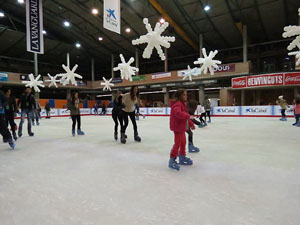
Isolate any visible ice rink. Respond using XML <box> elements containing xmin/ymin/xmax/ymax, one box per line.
<box><xmin>0</xmin><ymin>115</ymin><xmax>300</xmax><ymax>225</ymax></box>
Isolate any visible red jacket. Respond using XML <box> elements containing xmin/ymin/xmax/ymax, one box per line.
<box><xmin>170</xmin><ymin>100</ymin><xmax>193</xmax><ymax>132</ymax></box>
<box><xmin>294</xmin><ymin>104</ymin><xmax>300</xmax><ymax>114</ymax></box>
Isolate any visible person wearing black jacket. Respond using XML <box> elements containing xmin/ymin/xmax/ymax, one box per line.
<box><xmin>4</xmin><ymin>88</ymin><xmax>18</xmax><ymax>141</ymax></box>
<box><xmin>18</xmin><ymin>87</ymin><xmax>35</xmax><ymax>137</ymax></box>
<box><xmin>112</xmin><ymin>91</ymin><xmax>123</xmax><ymax>141</ymax></box>
<box><xmin>45</xmin><ymin>101</ymin><xmax>51</xmax><ymax>119</ymax></box>
<box><xmin>0</xmin><ymin>90</ymin><xmax>15</xmax><ymax>149</ymax></box>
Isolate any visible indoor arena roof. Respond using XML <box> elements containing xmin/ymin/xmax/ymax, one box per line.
<box><xmin>0</xmin><ymin>0</ymin><xmax>299</xmax><ymax>78</ymax></box>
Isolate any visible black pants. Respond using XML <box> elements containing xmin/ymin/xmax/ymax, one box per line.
<box><xmin>0</xmin><ymin>114</ymin><xmax>12</xmax><ymax>140</ymax></box>
<box><xmin>206</xmin><ymin>110</ymin><xmax>211</xmax><ymax>121</ymax></box>
<box><xmin>5</xmin><ymin>112</ymin><xmax>16</xmax><ymax>132</ymax></box>
<box><xmin>71</xmin><ymin>115</ymin><xmax>81</xmax><ymax>130</ymax></box>
<box><xmin>46</xmin><ymin>110</ymin><xmax>50</xmax><ymax>118</ymax></box>
<box><xmin>186</xmin><ymin>129</ymin><xmax>193</xmax><ymax>144</ymax></box>
<box><xmin>121</xmin><ymin>111</ymin><xmax>138</xmax><ymax>134</ymax></box>
<box><xmin>112</xmin><ymin>112</ymin><xmax>123</xmax><ymax>133</ymax></box>
<box><xmin>281</xmin><ymin>109</ymin><xmax>286</xmax><ymax>118</ymax></box>
<box><xmin>200</xmin><ymin>113</ymin><xmax>206</xmax><ymax>123</ymax></box>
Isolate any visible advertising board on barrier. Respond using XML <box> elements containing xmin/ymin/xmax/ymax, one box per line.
<box><xmin>152</xmin><ymin>72</ymin><xmax>171</xmax><ymax>80</ymax></box>
<box><xmin>148</xmin><ymin>107</ymin><xmax>166</xmax><ymax>115</ymax></box>
<box><xmin>213</xmin><ymin>106</ymin><xmax>240</xmax><ymax>116</ymax></box>
<box><xmin>241</xmin><ymin>106</ymin><xmax>272</xmax><ymax>116</ymax></box>
<box><xmin>139</xmin><ymin>108</ymin><xmax>147</xmax><ymax>115</ymax></box>
<box><xmin>80</xmin><ymin>108</ymin><xmax>91</xmax><ymax>115</ymax></box>
<box><xmin>273</xmin><ymin>105</ymin><xmax>294</xmax><ymax>116</ymax></box>
<box><xmin>58</xmin><ymin>109</ymin><xmax>70</xmax><ymax>116</ymax></box>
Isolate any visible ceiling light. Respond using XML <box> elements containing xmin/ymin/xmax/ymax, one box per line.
<box><xmin>159</xmin><ymin>18</ymin><xmax>165</xmax><ymax>24</ymax></box>
<box><xmin>125</xmin><ymin>28</ymin><xmax>131</xmax><ymax>33</ymax></box>
<box><xmin>91</xmin><ymin>8</ymin><xmax>98</xmax><ymax>15</ymax></box>
<box><xmin>42</xmin><ymin>30</ymin><xmax>46</xmax><ymax>34</ymax></box>
<box><xmin>75</xmin><ymin>43</ymin><xmax>81</xmax><ymax>48</ymax></box>
<box><xmin>0</xmin><ymin>12</ymin><xmax>5</xmax><ymax>17</ymax></box>
<box><xmin>17</xmin><ymin>0</ymin><xmax>24</xmax><ymax>3</ymax></box>
<box><xmin>204</xmin><ymin>5</ymin><xmax>210</xmax><ymax>11</ymax></box>
<box><xmin>98</xmin><ymin>37</ymin><xmax>103</xmax><ymax>41</ymax></box>
<box><xmin>63</xmin><ymin>21</ymin><xmax>70</xmax><ymax>27</ymax></box>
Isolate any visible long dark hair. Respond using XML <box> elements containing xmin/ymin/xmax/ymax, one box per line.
<box><xmin>71</xmin><ymin>92</ymin><xmax>78</xmax><ymax>104</ymax></box>
<box><xmin>130</xmin><ymin>86</ymin><xmax>139</xmax><ymax>101</ymax></box>
<box><xmin>174</xmin><ymin>89</ymin><xmax>186</xmax><ymax>102</ymax></box>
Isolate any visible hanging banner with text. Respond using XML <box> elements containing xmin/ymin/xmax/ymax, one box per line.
<box><xmin>103</xmin><ymin>0</ymin><xmax>121</xmax><ymax>34</ymax></box>
<box><xmin>26</xmin><ymin>0</ymin><xmax>44</xmax><ymax>54</ymax></box>
<box><xmin>232</xmin><ymin>72</ymin><xmax>300</xmax><ymax>88</ymax></box>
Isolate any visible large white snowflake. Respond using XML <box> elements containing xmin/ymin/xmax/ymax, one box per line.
<box><xmin>100</xmin><ymin>77</ymin><xmax>114</xmax><ymax>91</ymax></box>
<box><xmin>132</xmin><ymin>18</ymin><xmax>175</xmax><ymax>61</ymax></box>
<box><xmin>45</xmin><ymin>73</ymin><xmax>60</xmax><ymax>88</ymax></box>
<box><xmin>22</xmin><ymin>73</ymin><xmax>45</xmax><ymax>93</ymax></box>
<box><xmin>193</xmin><ymin>48</ymin><xmax>221</xmax><ymax>76</ymax></box>
<box><xmin>113</xmin><ymin>54</ymin><xmax>139</xmax><ymax>81</ymax></box>
<box><xmin>282</xmin><ymin>8</ymin><xmax>300</xmax><ymax>65</ymax></box>
<box><xmin>182</xmin><ymin>65</ymin><xmax>200</xmax><ymax>81</ymax></box>
<box><xmin>56</xmin><ymin>64</ymin><xmax>83</xmax><ymax>86</ymax></box>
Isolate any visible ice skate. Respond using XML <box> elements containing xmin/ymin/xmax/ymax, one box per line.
<box><xmin>72</xmin><ymin>129</ymin><xmax>75</xmax><ymax>136</ymax></box>
<box><xmin>121</xmin><ymin>133</ymin><xmax>126</xmax><ymax>144</ymax></box>
<box><xmin>188</xmin><ymin>143</ymin><xmax>200</xmax><ymax>153</ymax></box>
<box><xmin>134</xmin><ymin>132</ymin><xmax>141</xmax><ymax>142</ymax></box>
<box><xmin>168</xmin><ymin>158</ymin><xmax>180</xmax><ymax>171</ymax></box>
<box><xmin>114</xmin><ymin>132</ymin><xmax>118</xmax><ymax>141</ymax></box>
<box><xmin>77</xmin><ymin>129</ymin><xmax>85</xmax><ymax>135</ymax></box>
<box><xmin>8</xmin><ymin>139</ymin><xmax>15</xmax><ymax>150</ymax></box>
<box><xmin>179</xmin><ymin>155</ymin><xmax>193</xmax><ymax>165</ymax></box>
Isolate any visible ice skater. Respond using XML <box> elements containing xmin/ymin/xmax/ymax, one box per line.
<box><xmin>4</xmin><ymin>88</ymin><xmax>18</xmax><ymax>141</ymax></box>
<box><xmin>18</xmin><ymin>87</ymin><xmax>35</xmax><ymax>137</ymax></box>
<box><xmin>168</xmin><ymin>89</ymin><xmax>194</xmax><ymax>171</ymax></box>
<box><xmin>45</xmin><ymin>101</ymin><xmax>51</xmax><ymax>119</ymax></box>
<box><xmin>119</xmin><ymin>86</ymin><xmax>141</xmax><ymax>144</ymax></box>
<box><xmin>276</xmin><ymin>95</ymin><xmax>288</xmax><ymax>121</ymax></box>
<box><xmin>112</xmin><ymin>91</ymin><xmax>124</xmax><ymax>141</ymax></box>
<box><xmin>186</xmin><ymin>100</ymin><xmax>201</xmax><ymax>153</ymax></box>
<box><xmin>292</xmin><ymin>99</ymin><xmax>300</xmax><ymax>126</ymax></box>
<box><xmin>196</xmin><ymin>102</ymin><xmax>207</xmax><ymax>127</ymax></box>
<box><xmin>204</xmin><ymin>96</ymin><xmax>211</xmax><ymax>123</ymax></box>
<box><xmin>67</xmin><ymin>92</ymin><xmax>85</xmax><ymax>136</ymax></box>
<box><xmin>32</xmin><ymin>97</ymin><xmax>41</xmax><ymax>126</ymax></box>
<box><xmin>0</xmin><ymin>90</ymin><xmax>15</xmax><ymax>149</ymax></box>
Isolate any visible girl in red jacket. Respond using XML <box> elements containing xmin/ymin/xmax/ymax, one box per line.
<box><xmin>169</xmin><ymin>89</ymin><xmax>194</xmax><ymax>171</ymax></box>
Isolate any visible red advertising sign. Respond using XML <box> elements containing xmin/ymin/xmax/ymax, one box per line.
<box><xmin>285</xmin><ymin>72</ymin><xmax>300</xmax><ymax>85</ymax></box>
<box><xmin>247</xmin><ymin>73</ymin><xmax>284</xmax><ymax>87</ymax></box>
<box><xmin>232</xmin><ymin>77</ymin><xmax>247</xmax><ymax>88</ymax></box>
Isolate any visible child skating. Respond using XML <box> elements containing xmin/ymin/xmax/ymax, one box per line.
<box><xmin>67</xmin><ymin>92</ymin><xmax>85</xmax><ymax>136</ymax></box>
<box><xmin>186</xmin><ymin>100</ymin><xmax>201</xmax><ymax>153</ymax></box>
<box><xmin>169</xmin><ymin>89</ymin><xmax>194</xmax><ymax>171</ymax></box>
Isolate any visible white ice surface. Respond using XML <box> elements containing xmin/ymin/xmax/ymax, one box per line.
<box><xmin>0</xmin><ymin>116</ymin><xmax>300</xmax><ymax>225</ymax></box>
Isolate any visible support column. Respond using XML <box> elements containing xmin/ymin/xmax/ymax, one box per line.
<box><xmin>66</xmin><ymin>52</ymin><xmax>70</xmax><ymax>67</ymax></box>
<box><xmin>255</xmin><ymin>90</ymin><xmax>261</xmax><ymax>105</ymax></box>
<box><xmin>294</xmin><ymin>87</ymin><xmax>300</xmax><ymax>98</ymax></box>
<box><xmin>91</xmin><ymin>58</ymin><xmax>95</xmax><ymax>82</ymax></box>
<box><xmin>34</xmin><ymin>53</ymin><xmax>39</xmax><ymax>98</ymax></box>
<box><xmin>67</xmin><ymin>89</ymin><xmax>71</xmax><ymax>100</ymax></box>
<box><xmin>241</xmin><ymin>90</ymin><xmax>245</xmax><ymax>106</ymax></box>
<box><xmin>135</xmin><ymin>48</ymin><xmax>139</xmax><ymax>75</ymax></box>
<box><xmin>111</xmin><ymin>54</ymin><xmax>115</xmax><ymax>78</ymax></box>
<box><xmin>163</xmin><ymin>87</ymin><xmax>169</xmax><ymax>106</ymax></box>
<box><xmin>164</xmin><ymin>47</ymin><xmax>168</xmax><ymax>72</ymax></box>
<box><xmin>199</xmin><ymin>34</ymin><xmax>203</xmax><ymax>57</ymax></box>
<box><xmin>243</xmin><ymin>25</ymin><xmax>248</xmax><ymax>62</ymax></box>
<box><xmin>199</xmin><ymin>85</ymin><xmax>205</xmax><ymax>105</ymax></box>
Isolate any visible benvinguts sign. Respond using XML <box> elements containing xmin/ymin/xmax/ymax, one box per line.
<box><xmin>232</xmin><ymin>72</ymin><xmax>300</xmax><ymax>88</ymax></box>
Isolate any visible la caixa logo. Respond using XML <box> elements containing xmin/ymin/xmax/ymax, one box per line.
<box><xmin>245</xmin><ymin>108</ymin><xmax>268</xmax><ymax>113</ymax></box>
<box><xmin>217</xmin><ymin>108</ymin><xmax>236</xmax><ymax>113</ymax></box>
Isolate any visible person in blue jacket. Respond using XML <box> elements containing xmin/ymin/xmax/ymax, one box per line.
<box><xmin>0</xmin><ymin>90</ymin><xmax>15</xmax><ymax>149</ymax></box>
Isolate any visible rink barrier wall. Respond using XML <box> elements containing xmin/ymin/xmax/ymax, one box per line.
<box><xmin>14</xmin><ymin>105</ymin><xmax>295</xmax><ymax>119</ymax></box>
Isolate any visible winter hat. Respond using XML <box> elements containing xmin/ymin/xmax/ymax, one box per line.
<box><xmin>278</xmin><ymin>95</ymin><xmax>283</xmax><ymax>99</ymax></box>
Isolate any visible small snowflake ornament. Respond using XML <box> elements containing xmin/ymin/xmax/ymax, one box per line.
<box><xmin>113</xmin><ymin>54</ymin><xmax>139</xmax><ymax>81</ymax></box>
<box><xmin>45</xmin><ymin>73</ymin><xmax>60</xmax><ymax>88</ymax></box>
<box><xmin>132</xmin><ymin>18</ymin><xmax>175</xmax><ymax>61</ymax></box>
<box><xmin>194</xmin><ymin>48</ymin><xmax>221</xmax><ymax>75</ymax></box>
<box><xmin>56</xmin><ymin>64</ymin><xmax>83</xmax><ymax>86</ymax></box>
<box><xmin>182</xmin><ymin>65</ymin><xmax>200</xmax><ymax>81</ymax></box>
<box><xmin>22</xmin><ymin>73</ymin><xmax>45</xmax><ymax>93</ymax></box>
<box><xmin>100</xmin><ymin>77</ymin><xmax>114</xmax><ymax>91</ymax></box>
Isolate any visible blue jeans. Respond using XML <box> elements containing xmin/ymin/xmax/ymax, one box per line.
<box><xmin>19</xmin><ymin>109</ymin><xmax>33</xmax><ymax>135</ymax></box>
<box><xmin>281</xmin><ymin>109</ymin><xmax>286</xmax><ymax>118</ymax></box>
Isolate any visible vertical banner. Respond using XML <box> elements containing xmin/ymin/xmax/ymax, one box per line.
<box><xmin>26</xmin><ymin>0</ymin><xmax>44</xmax><ymax>54</ymax></box>
<box><xmin>103</xmin><ymin>0</ymin><xmax>121</xmax><ymax>34</ymax></box>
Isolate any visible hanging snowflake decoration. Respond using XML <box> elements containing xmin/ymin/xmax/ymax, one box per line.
<box><xmin>45</xmin><ymin>73</ymin><xmax>60</xmax><ymax>88</ymax></box>
<box><xmin>100</xmin><ymin>77</ymin><xmax>114</xmax><ymax>91</ymax></box>
<box><xmin>193</xmin><ymin>48</ymin><xmax>221</xmax><ymax>76</ymax></box>
<box><xmin>182</xmin><ymin>65</ymin><xmax>200</xmax><ymax>81</ymax></box>
<box><xmin>282</xmin><ymin>8</ymin><xmax>300</xmax><ymax>66</ymax></box>
<box><xmin>56</xmin><ymin>64</ymin><xmax>83</xmax><ymax>86</ymax></box>
<box><xmin>22</xmin><ymin>73</ymin><xmax>45</xmax><ymax>93</ymax></box>
<box><xmin>132</xmin><ymin>18</ymin><xmax>175</xmax><ymax>61</ymax></box>
<box><xmin>113</xmin><ymin>54</ymin><xmax>139</xmax><ymax>81</ymax></box>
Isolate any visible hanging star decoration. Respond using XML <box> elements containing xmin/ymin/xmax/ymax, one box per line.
<box><xmin>182</xmin><ymin>65</ymin><xmax>200</xmax><ymax>81</ymax></box>
<box><xmin>22</xmin><ymin>73</ymin><xmax>45</xmax><ymax>93</ymax></box>
<box><xmin>45</xmin><ymin>73</ymin><xmax>60</xmax><ymax>88</ymax></box>
<box><xmin>282</xmin><ymin>8</ymin><xmax>300</xmax><ymax>66</ymax></box>
<box><xmin>193</xmin><ymin>48</ymin><xmax>222</xmax><ymax>76</ymax></box>
<box><xmin>132</xmin><ymin>18</ymin><xmax>175</xmax><ymax>61</ymax></box>
<box><xmin>100</xmin><ymin>77</ymin><xmax>114</xmax><ymax>91</ymax></box>
<box><xmin>56</xmin><ymin>64</ymin><xmax>83</xmax><ymax>86</ymax></box>
<box><xmin>113</xmin><ymin>54</ymin><xmax>139</xmax><ymax>81</ymax></box>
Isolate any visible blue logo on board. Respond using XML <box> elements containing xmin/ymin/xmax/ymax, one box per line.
<box><xmin>107</xmin><ymin>9</ymin><xmax>116</xmax><ymax>20</ymax></box>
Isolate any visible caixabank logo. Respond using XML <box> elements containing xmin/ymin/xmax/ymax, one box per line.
<box><xmin>217</xmin><ymin>108</ymin><xmax>237</xmax><ymax>113</ymax></box>
<box><xmin>150</xmin><ymin>108</ymin><xmax>165</xmax><ymax>114</ymax></box>
<box><xmin>105</xmin><ymin>8</ymin><xmax>118</xmax><ymax>28</ymax></box>
<box><xmin>245</xmin><ymin>108</ymin><xmax>268</xmax><ymax>113</ymax></box>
